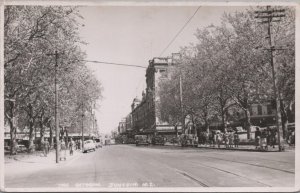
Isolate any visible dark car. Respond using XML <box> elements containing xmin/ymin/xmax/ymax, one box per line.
<box><xmin>152</xmin><ymin>136</ymin><xmax>165</xmax><ymax>145</ymax></box>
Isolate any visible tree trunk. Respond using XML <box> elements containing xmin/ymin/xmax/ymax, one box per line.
<box><xmin>280</xmin><ymin>100</ymin><xmax>288</xmax><ymax>139</ymax></box>
<box><xmin>244</xmin><ymin>109</ymin><xmax>251</xmax><ymax>139</ymax></box>
<box><xmin>49</xmin><ymin>125</ymin><xmax>53</xmax><ymax>148</ymax></box>
<box><xmin>6</xmin><ymin>101</ymin><xmax>17</xmax><ymax>155</ymax></box>
<box><xmin>8</xmin><ymin>118</ymin><xmax>17</xmax><ymax>155</ymax></box>
<box><xmin>39</xmin><ymin>121</ymin><xmax>45</xmax><ymax>148</ymax></box>
<box><xmin>65</xmin><ymin>128</ymin><xmax>69</xmax><ymax>149</ymax></box>
<box><xmin>28</xmin><ymin>120</ymin><xmax>35</xmax><ymax>153</ymax></box>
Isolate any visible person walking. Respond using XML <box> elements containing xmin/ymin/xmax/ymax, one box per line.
<box><xmin>255</xmin><ymin>127</ymin><xmax>261</xmax><ymax>149</ymax></box>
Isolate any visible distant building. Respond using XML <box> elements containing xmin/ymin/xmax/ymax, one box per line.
<box><xmin>125</xmin><ymin>113</ymin><xmax>132</xmax><ymax>132</ymax></box>
<box><xmin>118</xmin><ymin>118</ymin><xmax>126</xmax><ymax>134</ymax></box>
<box><xmin>239</xmin><ymin>101</ymin><xmax>276</xmax><ymax>127</ymax></box>
<box><xmin>130</xmin><ymin>54</ymin><xmax>182</xmax><ymax>140</ymax></box>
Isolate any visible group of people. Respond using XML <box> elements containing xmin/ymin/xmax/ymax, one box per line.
<box><xmin>254</xmin><ymin>126</ymin><xmax>277</xmax><ymax>150</ymax></box>
<box><xmin>199</xmin><ymin>129</ymin><xmax>240</xmax><ymax>148</ymax></box>
<box><xmin>41</xmin><ymin>138</ymin><xmax>86</xmax><ymax>159</ymax></box>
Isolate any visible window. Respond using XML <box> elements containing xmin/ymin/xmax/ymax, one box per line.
<box><xmin>257</xmin><ymin>105</ymin><xmax>262</xmax><ymax>115</ymax></box>
<box><xmin>267</xmin><ymin>104</ymin><xmax>273</xmax><ymax>115</ymax></box>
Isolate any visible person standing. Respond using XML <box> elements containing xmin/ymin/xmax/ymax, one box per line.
<box><xmin>224</xmin><ymin>131</ymin><xmax>229</xmax><ymax>149</ymax></box>
<box><xmin>261</xmin><ymin>129</ymin><xmax>268</xmax><ymax>150</ymax></box>
<box><xmin>270</xmin><ymin>128</ymin><xmax>276</xmax><ymax>148</ymax></box>
<box><xmin>69</xmin><ymin>139</ymin><xmax>74</xmax><ymax>156</ymax></box>
<box><xmin>216</xmin><ymin>131</ymin><xmax>222</xmax><ymax>148</ymax></box>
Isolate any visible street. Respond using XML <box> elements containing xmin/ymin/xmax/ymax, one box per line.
<box><xmin>5</xmin><ymin>145</ymin><xmax>295</xmax><ymax>188</ymax></box>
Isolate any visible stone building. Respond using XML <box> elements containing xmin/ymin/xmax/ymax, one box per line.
<box><xmin>130</xmin><ymin>55</ymin><xmax>181</xmax><ymax>140</ymax></box>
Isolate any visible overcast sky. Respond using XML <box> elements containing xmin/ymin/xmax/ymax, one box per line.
<box><xmin>78</xmin><ymin>6</ymin><xmax>247</xmax><ymax>135</ymax></box>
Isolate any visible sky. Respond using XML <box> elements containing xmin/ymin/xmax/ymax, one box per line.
<box><xmin>78</xmin><ymin>6</ymin><xmax>247</xmax><ymax>135</ymax></box>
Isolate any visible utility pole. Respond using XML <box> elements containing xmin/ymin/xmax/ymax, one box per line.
<box><xmin>55</xmin><ymin>51</ymin><xmax>60</xmax><ymax>163</ymax></box>
<box><xmin>81</xmin><ymin>101</ymin><xmax>84</xmax><ymax>150</ymax></box>
<box><xmin>47</xmin><ymin>51</ymin><xmax>60</xmax><ymax>163</ymax></box>
<box><xmin>179</xmin><ymin>75</ymin><xmax>184</xmax><ymax>135</ymax></box>
<box><xmin>255</xmin><ymin>6</ymin><xmax>286</xmax><ymax>151</ymax></box>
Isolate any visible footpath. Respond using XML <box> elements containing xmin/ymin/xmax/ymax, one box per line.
<box><xmin>163</xmin><ymin>142</ymin><xmax>295</xmax><ymax>152</ymax></box>
<box><xmin>5</xmin><ymin>149</ymin><xmax>83</xmax><ymax>178</ymax></box>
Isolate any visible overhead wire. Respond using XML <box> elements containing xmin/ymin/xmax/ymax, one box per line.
<box><xmin>81</xmin><ymin>59</ymin><xmax>147</xmax><ymax>69</ymax></box>
<box><xmin>81</xmin><ymin>6</ymin><xmax>200</xmax><ymax>110</ymax></box>
<box><xmin>159</xmin><ymin>6</ymin><xmax>201</xmax><ymax>57</ymax></box>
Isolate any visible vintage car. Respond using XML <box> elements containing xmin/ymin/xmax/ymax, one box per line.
<box><xmin>151</xmin><ymin>136</ymin><xmax>165</xmax><ymax>145</ymax></box>
<box><xmin>83</xmin><ymin>140</ymin><xmax>96</xmax><ymax>153</ymax></box>
<box><xmin>179</xmin><ymin>134</ymin><xmax>198</xmax><ymax>147</ymax></box>
<box><xmin>135</xmin><ymin>135</ymin><xmax>149</xmax><ymax>146</ymax></box>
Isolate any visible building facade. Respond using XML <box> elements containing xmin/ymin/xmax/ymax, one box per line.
<box><xmin>118</xmin><ymin>118</ymin><xmax>126</xmax><ymax>134</ymax></box>
<box><xmin>130</xmin><ymin>55</ymin><xmax>181</xmax><ymax>140</ymax></box>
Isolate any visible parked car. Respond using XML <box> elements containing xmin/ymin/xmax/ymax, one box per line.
<box><xmin>180</xmin><ymin>134</ymin><xmax>198</xmax><ymax>147</ymax></box>
<box><xmin>135</xmin><ymin>135</ymin><xmax>149</xmax><ymax>146</ymax></box>
<box><xmin>152</xmin><ymin>136</ymin><xmax>165</xmax><ymax>145</ymax></box>
<box><xmin>16</xmin><ymin>144</ymin><xmax>27</xmax><ymax>153</ymax></box>
<box><xmin>83</xmin><ymin>140</ymin><xmax>96</xmax><ymax>153</ymax></box>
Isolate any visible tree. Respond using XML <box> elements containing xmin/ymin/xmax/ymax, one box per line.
<box><xmin>4</xmin><ymin>6</ymin><xmax>102</xmax><ymax>154</ymax></box>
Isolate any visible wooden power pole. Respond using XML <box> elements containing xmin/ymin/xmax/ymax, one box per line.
<box><xmin>255</xmin><ymin>6</ymin><xmax>286</xmax><ymax>151</ymax></box>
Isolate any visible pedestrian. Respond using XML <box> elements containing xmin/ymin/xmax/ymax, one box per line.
<box><xmin>60</xmin><ymin>140</ymin><xmax>66</xmax><ymax>161</ymax></box>
<box><xmin>69</xmin><ymin>139</ymin><xmax>74</xmax><ymax>156</ymax></box>
<box><xmin>216</xmin><ymin>131</ymin><xmax>222</xmax><ymax>148</ymax></box>
<box><xmin>261</xmin><ymin>129</ymin><xmax>268</xmax><ymax>150</ymax></box>
<box><xmin>266</xmin><ymin>126</ymin><xmax>271</xmax><ymax>147</ymax></box>
<box><xmin>224</xmin><ymin>130</ymin><xmax>229</xmax><ymax>149</ymax></box>
<box><xmin>213</xmin><ymin>131</ymin><xmax>217</xmax><ymax>147</ymax></box>
<box><xmin>45</xmin><ymin>138</ymin><xmax>50</xmax><ymax>156</ymax></box>
<box><xmin>234</xmin><ymin>131</ymin><xmax>239</xmax><ymax>148</ymax></box>
<box><xmin>205</xmin><ymin>131</ymin><xmax>209</xmax><ymax>146</ymax></box>
<box><xmin>270</xmin><ymin>128</ymin><xmax>276</xmax><ymax>148</ymax></box>
<box><xmin>79</xmin><ymin>139</ymin><xmax>82</xmax><ymax>150</ymax></box>
<box><xmin>255</xmin><ymin>127</ymin><xmax>261</xmax><ymax>149</ymax></box>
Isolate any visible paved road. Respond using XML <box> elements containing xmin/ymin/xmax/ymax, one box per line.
<box><xmin>5</xmin><ymin>145</ymin><xmax>295</xmax><ymax>188</ymax></box>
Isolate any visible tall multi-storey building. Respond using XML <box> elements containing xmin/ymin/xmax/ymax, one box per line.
<box><xmin>130</xmin><ymin>55</ymin><xmax>182</xmax><ymax>140</ymax></box>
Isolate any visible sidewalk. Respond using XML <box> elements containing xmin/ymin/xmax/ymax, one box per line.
<box><xmin>163</xmin><ymin>142</ymin><xmax>295</xmax><ymax>152</ymax></box>
<box><xmin>5</xmin><ymin>149</ymin><xmax>83</xmax><ymax>178</ymax></box>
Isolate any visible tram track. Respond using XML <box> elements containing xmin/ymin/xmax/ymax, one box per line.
<box><xmin>194</xmin><ymin>155</ymin><xmax>294</xmax><ymax>174</ymax></box>
<box><xmin>189</xmin><ymin>161</ymin><xmax>272</xmax><ymax>187</ymax></box>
